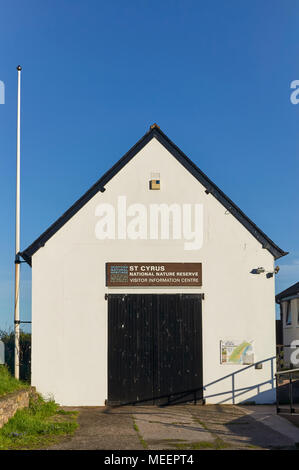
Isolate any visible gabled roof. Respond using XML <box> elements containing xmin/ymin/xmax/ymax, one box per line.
<box><xmin>20</xmin><ymin>125</ymin><xmax>288</xmax><ymax>266</ymax></box>
<box><xmin>276</xmin><ymin>282</ymin><xmax>299</xmax><ymax>303</ymax></box>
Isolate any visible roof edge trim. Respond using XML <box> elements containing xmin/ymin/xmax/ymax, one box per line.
<box><xmin>20</xmin><ymin>126</ymin><xmax>288</xmax><ymax>265</ymax></box>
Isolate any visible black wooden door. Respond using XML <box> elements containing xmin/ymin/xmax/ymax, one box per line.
<box><xmin>108</xmin><ymin>294</ymin><xmax>203</xmax><ymax>405</ymax></box>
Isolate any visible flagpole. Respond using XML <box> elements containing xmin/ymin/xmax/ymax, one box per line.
<box><xmin>14</xmin><ymin>65</ymin><xmax>22</xmax><ymax>379</ymax></box>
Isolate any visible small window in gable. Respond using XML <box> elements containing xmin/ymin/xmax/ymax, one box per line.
<box><xmin>286</xmin><ymin>301</ymin><xmax>292</xmax><ymax>326</ymax></box>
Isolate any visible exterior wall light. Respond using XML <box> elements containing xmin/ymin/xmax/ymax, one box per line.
<box><xmin>251</xmin><ymin>266</ymin><xmax>280</xmax><ymax>277</ymax></box>
<box><xmin>266</xmin><ymin>266</ymin><xmax>280</xmax><ymax>279</ymax></box>
<box><xmin>256</xmin><ymin>267</ymin><xmax>265</xmax><ymax>274</ymax></box>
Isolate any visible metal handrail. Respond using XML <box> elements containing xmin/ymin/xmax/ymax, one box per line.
<box><xmin>276</xmin><ymin>368</ymin><xmax>299</xmax><ymax>376</ymax></box>
<box><xmin>276</xmin><ymin>368</ymin><xmax>299</xmax><ymax>414</ymax></box>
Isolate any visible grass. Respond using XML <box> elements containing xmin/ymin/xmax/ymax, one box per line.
<box><xmin>132</xmin><ymin>418</ymin><xmax>148</xmax><ymax>449</ymax></box>
<box><xmin>0</xmin><ymin>365</ymin><xmax>29</xmax><ymax>396</ymax></box>
<box><xmin>0</xmin><ymin>395</ymin><xmax>78</xmax><ymax>450</ymax></box>
<box><xmin>173</xmin><ymin>438</ymin><xmax>231</xmax><ymax>450</ymax></box>
<box><xmin>189</xmin><ymin>415</ymin><xmax>232</xmax><ymax>449</ymax></box>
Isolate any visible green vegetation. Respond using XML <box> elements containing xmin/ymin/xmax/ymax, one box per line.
<box><xmin>173</xmin><ymin>438</ymin><xmax>231</xmax><ymax>450</ymax></box>
<box><xmin>0</xmin><ymin>329</ymin><xmax>31</xmax><ymax>382</ymax></box>
<box><xmin>0</xmin><ymin>395</ymin><xmax>78</xmax><ymax>450</ymax></box>
<box><xmin>132</xmin><ymin>418</ymin><xmax>148</xmax><ymax>449</ymax></box>
<box><xmin>0</xmin><ymin>365</ymin><xmax>29</xmax><ymax>396</ymax></box>
<box><xmin>190</xmin><ymin>415</ymin><xmax>232</xmax><ymax>449</ymax></box>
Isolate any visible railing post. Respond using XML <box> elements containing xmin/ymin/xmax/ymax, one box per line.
<box><xmin>276</xmin><ymin>374</ymin><xmax>280</xmax><ymax>414</ymax></box>
<box><xmin>289</xmin><ymin>373</ymin><xmax>295</xmax><ymax>414</ymax></box>
<box><xmin>276</xmin><ymin>368</ymin><xmax>299</xmax><ymax>415</ymax></box>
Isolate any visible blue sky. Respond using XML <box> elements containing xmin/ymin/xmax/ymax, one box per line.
<box><xmin>0</xmin><ymin>0</ymin><xmax>298</xmax><ymax>330</ymax></box>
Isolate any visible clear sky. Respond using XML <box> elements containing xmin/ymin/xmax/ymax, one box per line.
<box><xmin>0</xmin><ymin>0</ymin><xmax>298</xmax><ymax>330</ymax></box>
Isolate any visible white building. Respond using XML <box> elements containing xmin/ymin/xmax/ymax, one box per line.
<box><xmin>20</xmin><ymin>125</ymin><xmax>287</xmax><ymax>406</ymax></box>
<box><xmin>276</xmin><ymin>282</ymin><xmax>299</xmax><ymax>367</ymax></box>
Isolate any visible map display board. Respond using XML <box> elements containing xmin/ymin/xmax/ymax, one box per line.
<box><xmin>220</xmin><ymin>340</ymin><xmax>254</xmax><ymax>365</ymax></box>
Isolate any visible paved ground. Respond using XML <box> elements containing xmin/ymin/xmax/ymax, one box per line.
<box><xmin>46</xmin><ymin>404</ymin><xmax>299</xmax><ymax>450</ymax></box>
<box><xmin>46</xmin><ymin>406</ymin><xmax>143</xmax><ymax>450</ymax></box>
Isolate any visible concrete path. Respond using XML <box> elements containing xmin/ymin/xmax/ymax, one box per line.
<box><xmin>46</xmin><ymin>406</ymin><xmax>143</xmax><ymax>450</ymax></box>
<box><xmin>132</xmin><ymin>406</ymin><xmax>214</xmax><ymax>450</ymax></box>
<box><xmin>240</xmin><ymin>405</ymin><xmax>299</xmax><ymax>445</ymax></box>
<box><xmin>45</xmin><ymin>404</ymin><xmax>299</xmax><ymax>450</ymax></box>
<box><xmin>189</xmin><ymin>404</ymin><xmax>299</xmax><ymax>450</ymax></box>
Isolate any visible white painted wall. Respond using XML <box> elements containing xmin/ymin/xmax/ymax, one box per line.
<box><xmin>281</xmin><ymin>298</ymin><xmax>299</xmax><ymax>366</ymax></box>
<box><xmin>31</xmin><ymin>137</ymin><xmax>277</xmax><ymax>405</ymax></box>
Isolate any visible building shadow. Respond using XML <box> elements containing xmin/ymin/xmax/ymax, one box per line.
<box><xmin>202</xmin><ymin>356</ymin><xmax>276</xmax><ymax>405</ymax></box>
<box><xmin>107</xmin><ymin>356</ymin><xmax>280</xmax><ymax>407</ymax></box>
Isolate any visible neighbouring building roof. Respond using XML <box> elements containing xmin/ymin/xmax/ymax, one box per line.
<box><xmin>276</xmin><ymin>282</ymin><xmax>299</xmax><ymax>303</ymax></box>
<box><xmin>20</xmin><ymin>125</ymin><xmax>288</xmax><ymax>266</ymax></box>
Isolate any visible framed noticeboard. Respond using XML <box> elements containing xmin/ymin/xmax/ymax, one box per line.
<box><xmin>106</xmin><ymin>262</ymin><xmax>202</xmax><ymax>287</ymax></box>
<box><xmin>220</xmin><ymin>340</ymin><xmax>254</xmax><ymax>365</ymax></box>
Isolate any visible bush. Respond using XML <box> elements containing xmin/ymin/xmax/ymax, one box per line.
<box><xmin>0</xmin><ymin>330</ymin><xmax>31</xmax><ymax>383</ymax></box>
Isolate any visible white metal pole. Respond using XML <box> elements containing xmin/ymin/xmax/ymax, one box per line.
<box><xmin>14</xmin><ymin>65</ymin><xmax>22</xmax><ymax>379</ymax></box>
